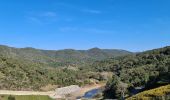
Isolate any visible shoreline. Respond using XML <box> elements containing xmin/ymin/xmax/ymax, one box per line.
<box><xmin>70</xmin><ymin>83</ymin><xmax>106</xmax><ymax>99</ymax></box>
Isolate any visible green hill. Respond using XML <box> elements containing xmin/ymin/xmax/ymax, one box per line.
<box><xmin>91</xmin><ymin>46</ymin><xmax>170</xmax><ymax>99</ymax></box>
<box><xmin>0</xmin><ymin>45</ymin><xmax>131</xmax><ymax>91</ymax></box>
<box><xmin>1</xmin><ymin>44</ymin><xmax>170</xmax><ymax>99</ymax></box>
<box><xmin>0</xmin><ymin>45</ymin><xmax>132</xmax><ymax>67</ymax></box>
<box><xmin>127</xmin><ymin>84</ymin><xmax>170</xmax><ymax>100</ymax></box>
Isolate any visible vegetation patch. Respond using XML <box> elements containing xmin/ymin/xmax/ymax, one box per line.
<box><xmin>96</xmin><ymin>46</ymin><xmax>170</xmax><ymax>99</ymax></box>
<box><xmin>0</xmin><ymin>95</ymin><xmax>53</xmax><ymax>100</ymax></box>
<box><xmin>127</xmin><ymin>84</ymin><xmax>170</xmax><ymax>100</ymax></box>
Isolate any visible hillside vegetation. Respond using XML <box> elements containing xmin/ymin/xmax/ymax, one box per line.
<box><xmin>127</xmin><ymin>84</ymin><xmax>170</xmax><ymax>100</ymax></box>
<box><xmin>0</xmin><ymin>95</ymin><xmax>53</xmax><ymax>100</ymax></box>
<box><xmin>90</xmin><ymin>46</ymin><xmax>170</xmax><ymax>99</ymax></box>
<box><xmin>0</xmin><ymin>45</ymin><xmax>131</xmax><ymax>91</ymax></box>
<box><xmin>0</xmin><ymin>45</ymin><xmax>132</xmax><ymax>67</ymax></box>
<box><xmin>0</xmin><ymin>55</ymin><xmax>104</xmax><ymax>90</ymax></box>
<box><xmin>0</xmin><ymin>44</ymin><xmax>170</xmax><ymax>100</ymax></box>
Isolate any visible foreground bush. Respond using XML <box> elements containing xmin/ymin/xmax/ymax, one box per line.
<box><xmin>127</xmin><ymin>84</ymin><xmax>170</xmax><ymax>100</ymax></box>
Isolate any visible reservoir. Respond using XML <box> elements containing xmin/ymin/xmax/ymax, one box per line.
<box><xmin>82</xmin><ymin>88</ymin><xmax>101</xmax><ymax>99</ymax></box>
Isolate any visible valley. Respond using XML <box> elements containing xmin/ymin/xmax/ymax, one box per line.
<box><xmin>0</xmin><ymin>0</ymin><xmax>170</xmax><ymax>99</ymax></box>
<box><xmin>0</xmin><ymin>45</ymin><xmax>169</xmax><ymax>99</ymax></box>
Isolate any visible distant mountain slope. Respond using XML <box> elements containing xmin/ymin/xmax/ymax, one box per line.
<box><xmin>0</xmin><ymin>45</ymin><xmax>132</xmax><ymax>67</ymax></box>
<box><xmin>0</xmin><ymin>45</ymin><xmax>132</xmax><ymax>91</ymax></box>
<box><xmin>0</xmin><ymin>44</ymin><xmax>169</xmax><ymax>93</ymax></box>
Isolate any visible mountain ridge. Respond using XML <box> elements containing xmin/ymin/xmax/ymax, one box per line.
<box><xmin>0</xmin><ymin>44</ymin><xmax>132</xmax><ymax>67</ymax></box>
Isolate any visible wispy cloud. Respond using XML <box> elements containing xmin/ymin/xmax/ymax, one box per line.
<box><xmin>26</xmin><ymin>11</ymin><xmax>58</xmax><ymax>24</ymax></box>
<box><xmin>27</xmin><ymin>17</ymin><xmax>42</xmax><ymax>24</ymax></box>
<box><xmin>59</xmin><ymin>27</ymin><xmax>78</xmax><ymax>32</ymax></box>
<box><xmin>40</xmin><ymin>12</ymin><xmax>57</xmax><ymax>17</ymax></box>
<box><xmin>57</xmin><ymin>2</ymin><xmax>76</xmax><ymax>9</ymax></box>
<box><xmin>59</xmin><ymin>27</ymin><xmax>115</xmax><ymax>34</ymax></box>
<box><xmin>57</xmin><ymin>2</ymin><xmax>102</xmax><ymax>14</ymax></box>
<box><xmin>85</xmin><ymin>28</ymin><xmax>114</xmax><ymax>34</ymax></box>
<box><xmin>82</xmin><ymin>9</ymin><xmax>102</xmax><ymax>14</ymax></box>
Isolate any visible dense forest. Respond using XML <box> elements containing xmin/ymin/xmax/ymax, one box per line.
<box><xmin>90</xmin><ymin>46</ymin><xmax>170</xmax><ymax>99</ymax></box>
<box><xmin>0</xmin><ymin>45</ymin><xmax>131</xmax><ymax>67</ymax></box>
<box><xmin>0</xmin><ymin>45</ymin><xmax>131</xmax><ymax>91</ymax></box>
<box><xmin>0</xmin><ymin>55</ymin><xmax>107</xmax><ymax>91</ymax></box>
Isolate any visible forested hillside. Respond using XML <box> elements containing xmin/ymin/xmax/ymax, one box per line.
<box><xmin>90</xmin><ymin>46</ymin><xmax>170</xmax><ymax>99</ymax></box>
<box><xmin>0</xmin><ymin>55</ymin><xmax>106</xmax><ymax>90</ymax></box>
<box><xmin>0</xmin><ymin>45</ymin><xmax>131</xmax><ymax>91</ymax></box>
<box><xmin>0</xmin><ymin>44</ymin><xmax>170</xmax><ymax>99</ymax></box>
<box><xmin>0</xmin><ymin>45</ymin><xmax>132</xmax><ymax>67</ymax></box>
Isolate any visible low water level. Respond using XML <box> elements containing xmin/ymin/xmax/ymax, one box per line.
<box><xmin>82</xmin><ymin>88</ymin><xmax>101</xmax><ymax>98</ymax></box>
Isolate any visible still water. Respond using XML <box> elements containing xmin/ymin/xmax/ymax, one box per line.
<box><xmin>82</xmin><ymin>88</ymin><xmax>101</xmax><ymax>98</ymax></box>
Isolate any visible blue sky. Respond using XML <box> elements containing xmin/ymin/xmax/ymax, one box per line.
<box><xmin>0</xmin><ymin>0</ymin><xmax>170</xmax><ymax>51</ymax></box>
